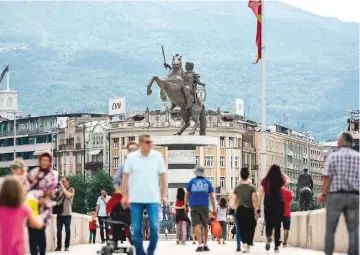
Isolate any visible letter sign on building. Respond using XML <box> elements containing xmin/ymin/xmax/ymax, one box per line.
<box><xmin>109</xmin><ymin>97</ymin><xmax>126</xmax><ymax>115</ymax></box>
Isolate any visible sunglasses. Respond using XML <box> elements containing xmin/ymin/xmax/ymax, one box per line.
<box><xmin>144</xmin><ymin>140</ymin><xmax>153</xmax><ymax>144</ymax></box>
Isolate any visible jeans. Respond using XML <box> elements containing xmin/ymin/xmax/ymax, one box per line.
<box><xmin>325</xmin><ymin>193</ymin><xmax>359</xmax><ymax>255</ymax></box>
<box><xmin>57</xmin><ymin>215</ymin><xmax>71</xmax><ymax>249</ymax></box>
<box><xmin>235</xmin><ymin>218</ymin><xmax>241</xmax><ymax>248</ymax></box>
<box><xmin>98</xmin><ymin>216</ymin><xmax>109</xmax><ymax>242</ymax></box>
<box><xmin>28</xmin><ymin>227</ymin><xmax>46</xmax><ymax>255</ymax></box>
<box><xmin>89</xmin><ymin>230</ymin><xmax>96</xmax><ymax>243</ymax></box>
<box><xmin>130</xmin><ymin>203</ymin><xmax>159</xmax><ymax>255</ymax></box>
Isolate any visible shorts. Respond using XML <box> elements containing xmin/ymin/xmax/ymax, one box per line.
<box><xmin>283</xmin><ymin>216</ymin><xmax>291</xmax><ymax>230</ymax></box>
<box><xmin>191</xmin><ymin>206</ymin><xmax>209</xmax><ymax>227</ymax></box>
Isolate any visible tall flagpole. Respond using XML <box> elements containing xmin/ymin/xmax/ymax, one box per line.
<box><xmin>260</xmin><ymin>0</ymin><xmax>267</xmax><ymax>180</ymax></box>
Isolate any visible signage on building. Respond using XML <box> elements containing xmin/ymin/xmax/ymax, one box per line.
<box><xmin>168</xmin><ymin>150</ymin><xmax>196</xmax><ymax>164</ymax></box>
<box><xmin>109</xmin><ymin>97</ymin><xmax>126</xmax><ymax>115</ymax></box>
<box><xmin>235</xmin><ymin>98</ymin><xmax>244</xmax><ymax>116</ymax></box>
<box><xmin>161</xmin><ymin>85</ymin><xmax>207</xmax><ymax>104</ymax></box>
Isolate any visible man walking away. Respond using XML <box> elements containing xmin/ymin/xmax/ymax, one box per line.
<box><xmin>113</xmin><ymin>142</ymin><xmax>138</xmax><ymax>193</ymax></box>
<box><xmin>55</xmin><ymin>176</ymin><xmax>75</xmax><ymax>251</ymax></box>
<box><xmin>184</xmin><ymin>166</ymin><xmax>216</xmax><ymax>252</ymax></box>
<box><xmin>318</xmin><ymin>132</ymin><xmax>359</xmax><ymax>255</ymax></box>
<box><xmin>96</xmin><ymin>189</ymin><xmax>111</xmax><ymax>244</ymax></box>
<box><xmin>121</xmin><ymin>134</ymin><xmax>167</xmax><ymax>255</ymax></box>
<box><xmin>282</xmin><ymin>184</ymin><xmax>292</xmax><ymax>247</ymax></box>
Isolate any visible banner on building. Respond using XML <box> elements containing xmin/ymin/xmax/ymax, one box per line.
<box><xmin>235</xmin><ymin>98</ymin><xmax>244</xmax><ymax>116</ymax></box>
<box><xmin>109</xmin><ymin>97</ymin><xmax>126</xmax><ymax>115</ymax></box>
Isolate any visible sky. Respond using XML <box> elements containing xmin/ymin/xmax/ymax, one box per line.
<box><xmin>280</xmin><ymin>0</ymin><xmax>360</xmax><ymax>23</ymax></box>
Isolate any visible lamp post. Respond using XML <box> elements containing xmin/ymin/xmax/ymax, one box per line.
<box><xmin>7</xmin><ymin>111</ymin><xmax>21</xmax><ymax>160</ymax></box>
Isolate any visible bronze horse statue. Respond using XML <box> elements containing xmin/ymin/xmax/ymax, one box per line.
<box><xmin>146</xmin><ymin>54</ymin><xmax>206</xmax><ymax>135</ymax></box>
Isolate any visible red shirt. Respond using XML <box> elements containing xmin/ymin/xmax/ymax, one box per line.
<box><xmin>175</xmin><ymin>200</ymin><xmax>184</xmax><ymax>208</ymax></box>
<box><xmin>89</xmin><ymin>220</ymin><xmax>97</xmax><ymax>231</ymax></box>
<box><xmin>282</xmin><ymin>189</ymin><xmax>292</xmax><ymax>216</ymax></box>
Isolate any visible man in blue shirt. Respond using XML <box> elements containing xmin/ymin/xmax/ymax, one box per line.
<box><xmin>113</xmin><ymin>141</ymin><xmax>138</xmax><ymax>193</ymax></box>
<box><xmin>121</xmin><ymin>134</ymin><xmax>167</xmax><ymax>255</ymax></box>
<box><xmin>185</xmin><ymin>166</ymin><xmax>216</xmax><ymax>252</ymax></box>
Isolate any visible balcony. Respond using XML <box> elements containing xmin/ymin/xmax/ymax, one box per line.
<box><xmin>286</xmin><ymin>149</ymin><xmax>293</xmax><ymax>156</ymax></box>
<box><xmin>84</xmin><ymin>162</ymin><xmax>103</xmax><ymax>171</ymax></box>
<box><xmin>286</xmin><ymin>162</ymin><xmax>294</xmax><ymax>169</ymax></box>
<box><xmin>75</xmin><ymin>143</ymin><xmax>82</xmax><ymax>150</ymax></box>
<box><xmin>58</xmin><ymin>144</ymin><xmax>74</xmax><ymax>151</ymax></box>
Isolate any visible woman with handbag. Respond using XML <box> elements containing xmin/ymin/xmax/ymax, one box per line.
<box><xmin>54</xmin><ymin>176</ymin><xmax>75</xmax><ymax>252</ymax></box>
<box><xmin>27</xmin><ymin>151</ymin><xmax>58</xmax><ymax>255</ymax></box>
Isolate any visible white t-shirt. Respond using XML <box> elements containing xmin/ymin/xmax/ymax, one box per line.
<box><xmin>216</xmin><ymin>206</ymin><xmax>227</xmax><ymax>222</ymax></box>
<box><xmin>96</xmin><ymin>195</ymin><xmax>111</xmax><ymax>217</ymax></box>
<box><xmin>124</xmin><ymin>150</ymin><xmax>166</xmax><ymax>203</ymax></box>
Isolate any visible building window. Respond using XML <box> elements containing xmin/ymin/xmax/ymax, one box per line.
<box><xmin>129</xmin><ymin>136</ymin><xmax>135</xmax><ymax>142</ymax></box>
<box><xmin>76</xmin><ymin>153</ymin><xmax>82</xmax><ymax>164</ymax></box>
<box><xmin>195</xmin><ymin>156</ymin><xmax>199</xmax><ymax>166</ymax></box>
<box><xmin>113</xmin><ymin>138</ymin><xmax>119</xmax><ymax>148</ymax></box>
<box><xmin>113</xmin><ymin>158</ymin><xmax>119</xmax><ymax>168</ymax></box>
<box><xmin>220</xmin><ymin>157</ymin><xmax>225</xmax><ymax>168</ymax></box>
<box><xmin>220</xmin><ymin>137</ymin><xmax>225</xmax><ymax>147</ymax></box>
<box><xmin>229</xmin><ymin>137</ymin><xmax>234</xmax><ymax>147</ymax></box>
<box><xmin>205</xmin><ymin>156</ymin><xmax>214</xmax><ymax>168</ymax></box>
<box><xmin>235</xmin><ymin>177</ymin><xmax>239</xmax><ymax>186</ymax></box>
<box><xmin>220</xmin><ymin>177</ymin><xmax>225</xmax><ymax>188</ymax></box>
<box><xmin>231</xmin><ymin>177</ymin><xmax>234</xmax><ymax>189</ymax></box>
<box><xmin>235</xmin><ymin>156</ymin><xmax>239</xmax><ymax>168</ymax></box>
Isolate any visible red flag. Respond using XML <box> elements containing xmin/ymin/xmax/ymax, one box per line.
<box><xmin>0</xmin><ymin>64</ymin><xmax>9</xmax><ymax>83</ymax></box>
<box><xmin>248</xmin><ymin>0</ymin><xmax>262</xmax><ymax>64</ymax></box>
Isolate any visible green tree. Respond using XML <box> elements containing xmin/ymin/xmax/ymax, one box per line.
<box><xmin>0</xmin><ymin>167</ymin><xmax>11</xmax><ymax>177</ymax></box>
<box><xmin>291</xmin><ymin>201</ymin><xmax>300</xmax><ymax>212</ymax></box>
<box><xmin>68</xmin><ymin>174</ymin><xmax>88</xmax><ymax>214</ymax></box>
<box><xmin>87</xmin><ymin>170</ymin><xmax>114</xmax><ymax>212</ymax></box>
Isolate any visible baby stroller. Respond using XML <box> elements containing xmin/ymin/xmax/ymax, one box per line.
<box><xmin>97</xmin><ymin>193</ymin><xmax>135</xmax><ymax>255</ymax></box>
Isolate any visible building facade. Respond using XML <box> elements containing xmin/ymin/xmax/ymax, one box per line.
<box><xmin>56</xmin><ymin>116</ymin><xmax>109</xmax><ymax>176</ymax></box>
<box><xmin>256</xmin><ymin>124</ymin><xmax>324</xmax><ymax>195</ymax></box>
<box><xmin>108</xmin><ymin>108</ymin><xmax>258</xmax><ymax>196</ymax></box>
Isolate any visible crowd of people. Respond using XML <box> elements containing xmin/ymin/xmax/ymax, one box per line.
<box><xmin>0</xmin><ymin>131</ymin><xmax>358</xmax><ymax>255</ymax></box>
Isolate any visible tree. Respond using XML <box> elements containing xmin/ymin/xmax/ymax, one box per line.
<box><xmin>68</xmin><ymin>174</ymin><xmax>88</xmax><ymax>214</ymax></box>
<box><xmin>0</xmin><ymin>168</ymin><xmax>11</xmax><ymax>177</ymax></box>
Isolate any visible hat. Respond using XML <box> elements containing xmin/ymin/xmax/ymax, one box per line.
<box><xmin>193</xmin><ymin>166</ymin><xmax>205</xmax><ymax>177</ymax></box>
<box><xmin>10</xmin><ymin>161</ymin><xmax>23</xmax><ymax>168</ymax></box>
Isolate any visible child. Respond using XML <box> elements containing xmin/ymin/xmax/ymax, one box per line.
<box><xmin>216</xmin><ymin>198</ymin><xmax>228</xmax><ymax>244</ymax></box>
<box><xmin>10</xmin><ymin>158</ymin><xmax>29</xmax><ymax>190</ymax></box>
<box><xmin>282</xmin><ymin>184</ymin><xmax>293</xmax><ymax>247</ymax></box>
<box><xmin>89</xmin><ymin>211</ymin><xmax>97</xmax><ymax>244</ymax></box>
<box><xmin>0</xmin><ymin>176</ymin><xmax>44</xmax><ymax>255</ymax></box>
<box><xmin>174</xmin><ymin>188</ymin><xmax>188</xmax><ymax>244</ymax></box>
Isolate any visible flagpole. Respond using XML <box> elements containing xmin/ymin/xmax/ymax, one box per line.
<box><xmin>260</xmin><ymin>0</ymin><xmax>267</xmax><ymax>180</ymax></box>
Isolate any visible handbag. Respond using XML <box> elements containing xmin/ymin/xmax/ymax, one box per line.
<box><xmin>53</xmin><ymin>193</ymin><xmax>65</xmax><ymax>215</ymax></box>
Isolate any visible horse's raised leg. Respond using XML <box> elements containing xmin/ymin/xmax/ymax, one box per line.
<box><xmin>147</xmin><ymin>76</ymin><xmax>164</xmax><ymax>95</ymax></box>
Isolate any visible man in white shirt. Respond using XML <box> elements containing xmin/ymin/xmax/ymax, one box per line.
<box><xmin>96</xmin><ymin>188</ymin><xmax>111</xmax><ymax>243</ymax></box>
<box><xmin>121</xmin><ymin>134</ymin><xmax>167</xmax><ymax>255</ymax></box>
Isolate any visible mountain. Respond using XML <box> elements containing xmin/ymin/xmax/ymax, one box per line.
<box><xmin>0</xmin><ymin>1</ymin><xmax>358</xmax><ymax>140</ymax></box>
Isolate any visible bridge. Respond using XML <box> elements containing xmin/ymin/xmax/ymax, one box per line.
<box><xmin>32</xmin><ymin>209</ymin><xmax>348</xmax><ymax>254</ymax></box>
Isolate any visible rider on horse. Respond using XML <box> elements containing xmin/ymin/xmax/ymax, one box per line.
<box><xmin>296</xmin><ymin>168</ymin><xmax>314</xmax><ymax>200</ymax></box>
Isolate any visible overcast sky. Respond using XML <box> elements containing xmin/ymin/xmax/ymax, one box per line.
<box><xmin>280</xmin><ymin>0</ymin><xmax>360</xmax><ymax>22</ymax></box>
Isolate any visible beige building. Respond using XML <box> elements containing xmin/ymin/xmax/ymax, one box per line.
<box><xmin>256</xmin><ymin>124</ymin><xmax>324</xmax><ymax>195</ymax></box>
<box><xmin>108</xmin><ymin>108</ymin><xmax>257</xmax><ymax>194</ymax></box>
<box><xmin>57</xmin><ymin>115</ymin><xmax>109</xmax><ymax>176</ymax></box>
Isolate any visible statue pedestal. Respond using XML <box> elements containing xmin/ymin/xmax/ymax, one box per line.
<box><xmin>153</xmin><ymin>136</ymin><xmax>218</xmax><ymax>203</ymax></box>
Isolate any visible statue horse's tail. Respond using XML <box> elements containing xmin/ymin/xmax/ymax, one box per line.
<box><xmin>199</xmin><ymin>105</ymin><xmax>206</xmax><ymax>135</ymax></box>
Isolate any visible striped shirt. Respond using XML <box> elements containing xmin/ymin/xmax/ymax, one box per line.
<box><xmin>323</xmin><ymin>147</ymin><xmax>359</xmax><ymax>193</ymax></box>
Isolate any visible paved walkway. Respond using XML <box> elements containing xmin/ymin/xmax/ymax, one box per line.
<box><xmin>47</xmin><ymin>241</ymin><xmax>343</xmax><ymax>255</ymax></box>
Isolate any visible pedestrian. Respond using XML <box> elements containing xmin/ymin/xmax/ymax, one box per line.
<box><xmin>318</xmin><ymin>132</ymin><xmax>359</xmax><ymax>255</ymax></box>
<box><xmin>113</xmin><ymin>141</ymin><xmax>139</xmax><ymax>193</ymax></box>
<box><xmin>121</xmin><ymin>134</ymin><xmax>167</xmax><ymax>255</ymax></box>
<box><xmin>10</xmin><ymin>158</ymin><xmax>29</xmax><ymax>189</ymax></box>
<box><xmin>229</xmin><ymin>192</ymin><xmax>242</xmax><ymax>251</ymax></box>
<box><xmin>233</xmin><ymin>167</ymin><xmax>258</xmax><ymax>253</ymax></box>
<box><xmin>282</xmin><ymin>183</ymin><xmax>292</xmax><ymax>248</ymax></box>
<box><xmin>0</xmin><ymin>177</ymin><xmax>44</xmax><ymax>255</ymax></box>
<box><xmin>184</xmin><ymin>166</ymin><xmax>217</xmax><ymax>252</ymax></box>
<box><xmin>96</xmin><ymin>188</ymin><xmax>111</xmax><ymax>244</ymax></box>
<box><xmin>143</xmin><ymin>211</ymin><xmax>149</xmax><ymax>240</ymax></box>
<box><xmin>27</xmin><ymin>151</ymin><xmax>58</xmax><ymax>255</ymax></box>
<box><xmin>174</xmin><ymin>188</ymin><xmax>188</xmax><ymax>244</ymax></box>
<box><xmin>256</xmin><ymin>165</ymin><xmax>286</xmax><ymax>253</ymax></box>
<box><xmin>88</xmin><ymin>211</ymin><xmax>97</xmax><ymax>244</ymax></box>
<box><xmin>216</xmin><ymin>197</ymin><xmax>228</xmax><ymax>244</ymax></box>
<box><xmin>55</xmin><ymin>176</ymin><xmax>75</xmax><ymax>251</ymax></box>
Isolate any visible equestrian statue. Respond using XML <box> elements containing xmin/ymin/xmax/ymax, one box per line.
<box><xmin>295</xmin><ymin>168</ymin><xmax>314</xmax><ymax>211</ymax></box>
<box><xmin>146</xmin><ymin>46</ymin><xmax>207</xmax><ymax>135</ymax></box>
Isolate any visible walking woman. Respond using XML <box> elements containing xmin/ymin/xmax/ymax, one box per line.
<box><xmin>216</xmin><ymin>198</ymin><xmax>228</xmax><ymax>244</ymax></box>
<box><xmin>174</xmin><ymin>188</ymin><xmax>188</xmax><ymax>244</ymax></box>
<box><xmin>256</xmin><ymin>165</ymin><xmax>286</xmax><ymax>253</ymax></box>
<box><xmin>234</xmin><ymin>167</ymin><xmax>258</xmax><ymax>253</ymax></box>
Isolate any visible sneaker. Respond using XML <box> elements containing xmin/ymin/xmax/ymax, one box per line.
<box><xmin>236</xmin><ymin>247</ymin><xmax>241</xmax><ymax>252</ymax></box>
<box><xmin>176</xmin><ymin>240</ymin><xmax>180</xmax><ymax>245</ymax></box>
<box><xmin>54</xmin><ymin>247</ymin><xmax>61</xmax><ymax>251</ymax></box>
<box><xmin>203</xmin><ymin>245</ymin><xmax>210</xmax><ymax>252</ymax></box>
<box><xmin>274</xmin><ymin>247</ymin><xmax>280</xmax><ymax>253</ymax></box>
<box><xmin>193</xmin><ymin>241</ymin><xmax>196</xmax><ymax>245</ymax></box>
<box><xmin>181</xmin><ymin>241</ymin><xmax>186</xmax><ymax>245</ymax></box>
<box><xmin>64</xmin><ymin>247</ymin><xmax>69</xmax><ymax>252</ymax></box>
<box><xmin>266</xmin><ymin>236</ymin><xmax>272</xmax><ymax>251</ymax></box>
<box><xmin>195</xmin><ymin>246</ymin><xmax>203</xmax><ymax>252</ymax></box>
<box><xmin>283</xmin><ymin>243</ymin><xmax>287</xmax><ymax>248</ymax></box>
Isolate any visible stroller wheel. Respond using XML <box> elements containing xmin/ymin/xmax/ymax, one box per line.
<box><xmin>101</xmin><ymin>245</ymin><xmax>113</xmax><ymax>255</ymax></box>
<box><xmin>127</xmin><ymin>246</ymin><xmax>135</xmax><ymax>255</ymax></box>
